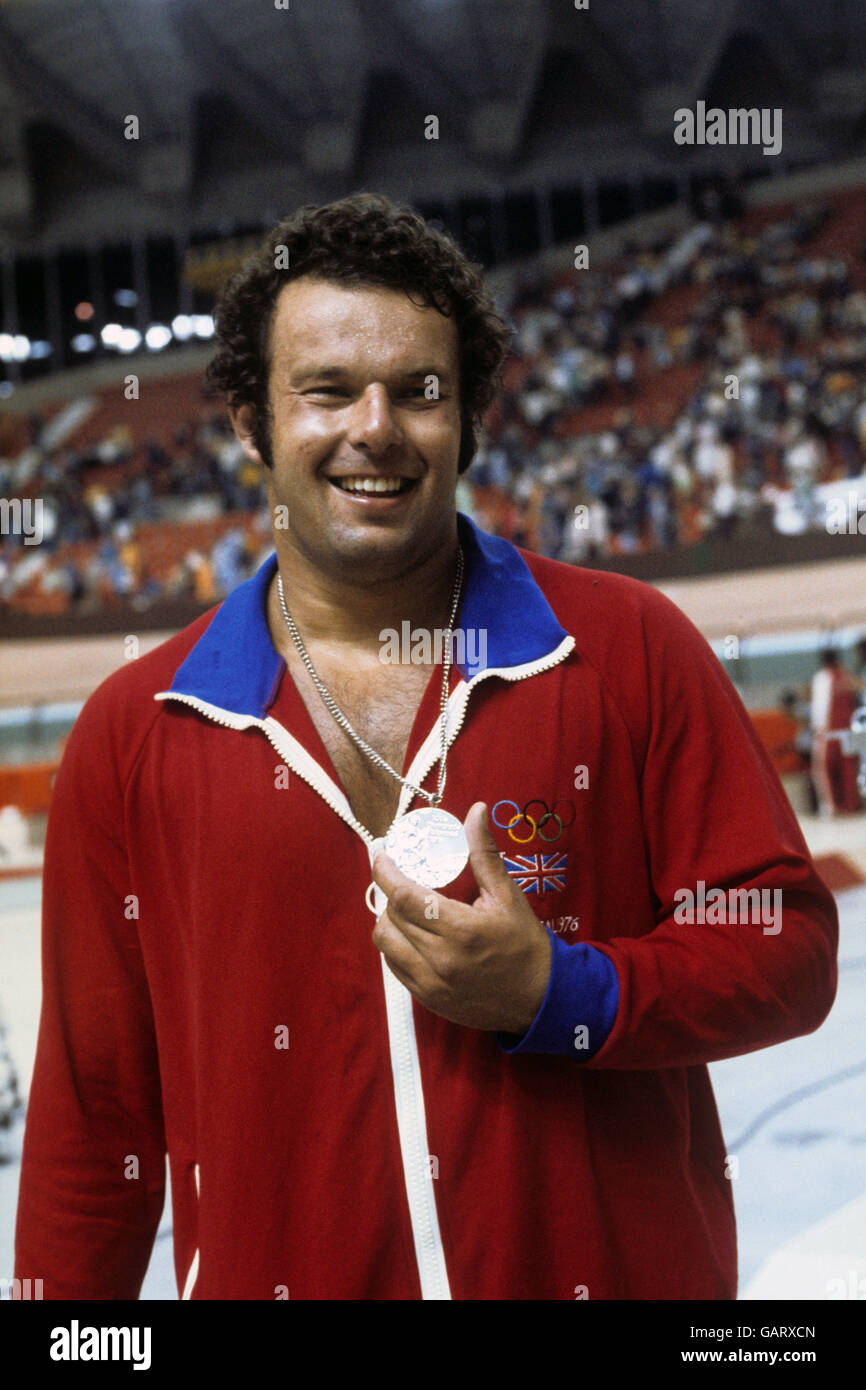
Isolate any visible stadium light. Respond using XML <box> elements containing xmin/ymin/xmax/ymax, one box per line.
<box><xmin>1</xmin><ymin>335</ymin><xmax>31</xmax><ymax>362</ymax></box>
<box><xmin>100</xmin><ymin>323</ymin><xmax>123</xmax><ymax>347</ymax></box>
<box><xmin>117</xmin><ymin>328</ymin><xmax>142</xmax><ymax>353</ymax></box>
<box><xmin>71</xmin><ymin>334</ymin><xmax>97</xmax><ymax>353</ymax></box>
<box><xmin>171</xmin><ymin>314</ymin><xmax>193</xmax><ymax>341</ymax></box>
<box><xmin>29</xmin><ymin>341</ymin><xmax>53</xmax><ymax>360</ymax></box>
<box><xmin>145</xmin><ymin>324</ymin><xmax>172</xmax><ymax>351</ymax></box>
<box><xmin>113</xmin><ymin>289</ymin><xmax>138</xmax><ymax>308</ymax></box>
<box><xmin>192</xmin><ymin>315</ymin><xmax>214</xmax><ymax>338</ymax></box>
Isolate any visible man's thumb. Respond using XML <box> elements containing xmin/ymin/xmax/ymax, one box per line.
<box><xmin>465</xmin><ymin>802</ymin><xmax>513</xmax><ymax>898</ymax></box>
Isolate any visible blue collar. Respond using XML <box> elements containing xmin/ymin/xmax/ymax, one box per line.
<box><xmin>162</xmin><ymin>513</ymin><xmax>569</xmax><ymax>718</ymax></box>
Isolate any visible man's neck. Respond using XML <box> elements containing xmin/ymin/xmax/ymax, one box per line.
<box><xmin>267</xmin><ymin>529</ymin><xmax>462</xmax><ymax>658</ymax></box>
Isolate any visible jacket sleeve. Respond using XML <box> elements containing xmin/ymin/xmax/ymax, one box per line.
<box><xmin>497</xmin><ymin>928</ymin><xmax>619</xmax><ymax>1058</ymax></box>
<box><xmin>581</xmin><ymin>586</ymin><xmax>839</xmax><ymax>1071</ymax></box>
<box><xmin>14</xmin><ymin>681</ymin><xmax>166</xmax><ymax>1298</ymax></box>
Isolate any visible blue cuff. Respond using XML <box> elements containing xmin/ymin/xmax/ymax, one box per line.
<box><xmin>497</xmin><ymin>927</ymin><xmax>619</xmax><ymax>1059</ymax></box>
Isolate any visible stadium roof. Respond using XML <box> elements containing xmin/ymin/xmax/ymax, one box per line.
<box><xmin>0</xmin><ymin>0</ymin><xmax>863</xmax><ymax>250</ymax></box>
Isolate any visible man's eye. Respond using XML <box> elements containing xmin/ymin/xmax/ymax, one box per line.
<box><xmin>306</xmin><ymin>387</ymin><xmax>348</xmax><ymax>400</ymax></box>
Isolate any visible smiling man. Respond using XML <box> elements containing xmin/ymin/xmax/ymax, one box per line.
<box><xmin>16</xmin><ymin>194</ymin><xmax>838</xmax><ymax>1301</ymax></box>
<box><xmin>233</xmin><ymin>273</ymin><xmax>475</xmax><ymax>844</ymax></box>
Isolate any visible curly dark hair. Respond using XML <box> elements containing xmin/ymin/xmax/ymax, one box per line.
<box><xmin>204</xmin><ymin>192</ymin><xmax>512</xmax><ymax>474</ymax></box>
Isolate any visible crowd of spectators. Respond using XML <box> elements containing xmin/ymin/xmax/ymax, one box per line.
<box><xmin>0</xmin><ymin>412</ymin><xmax>272</xmax><ymax>613</ymax></box>
<box><xmin>471</xmin><ymin>197</ymin><xmax>866</xmax><ymax>560</ymax></box>
<box><xmin>1</xmin><ymin>192</ymin><xmax>865</xmax><ymax>613</ymax></box>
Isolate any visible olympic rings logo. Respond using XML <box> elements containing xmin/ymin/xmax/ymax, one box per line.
<box><xmin>491</xmin><ymin>799</ymin><xmax>576</xmax><ymax>843</ymax></box>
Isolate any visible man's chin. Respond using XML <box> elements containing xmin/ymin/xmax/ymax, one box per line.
<box><xmin>319</xmin><ymin>499</ymin><xmax>454</xmax><ymax>576</ymax></box>
<box><xmin>323</xmin><ymin>525</ymin><xmax>424</xmax><ymax>575</ymax></box>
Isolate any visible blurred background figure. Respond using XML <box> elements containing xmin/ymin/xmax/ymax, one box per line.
<box><xmin>776</xmin><ymin>688</ymin><xmax>812</xmax><ymax>766</ymax></box>
<box><xmin>810</xmin><ymin>650</ymin><xmax>863</xmax><ymax>816</ymax></box>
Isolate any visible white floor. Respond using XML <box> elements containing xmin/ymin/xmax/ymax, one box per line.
<box><xmin>2</xmin><ymin>874</ymin><xmax>864</xmax><ymax>1301</ymax></box>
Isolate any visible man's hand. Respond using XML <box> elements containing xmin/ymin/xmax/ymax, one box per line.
<box><xmin>371</xmin><ymin>802</ymin><xmax>553</xmax><ymax>1035</ymax></box>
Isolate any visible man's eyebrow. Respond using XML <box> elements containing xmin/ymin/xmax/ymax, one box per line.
<box><xmin>287</xmin><ymin>364</ymin><xmax>454</xmax><ymax>385</ymax></box>
<box><xmin>396</xmin><ymin>366</ymin><xmax>454</xmax><ymax>383</ymax></box>
<box><xmin>288</xmin><ymin>366</ymin><xmax>351</xmax><ymax>385</ymax></box>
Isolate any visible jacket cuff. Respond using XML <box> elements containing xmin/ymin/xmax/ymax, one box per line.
<box><xmin>497</xmin><ymin>927</ymin><xmax>619</xmax><ymax>1059</ymax></box>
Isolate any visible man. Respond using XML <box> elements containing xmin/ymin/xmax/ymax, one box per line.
<box><xmin>16</xmin><ymin>195</ymin><xmax>837</xmax><ymax>1300</ymax></box>
<box><xmin>810</xmin><ymin>648</ymin><xmax>862</xmax><ymax>816</ymax></box>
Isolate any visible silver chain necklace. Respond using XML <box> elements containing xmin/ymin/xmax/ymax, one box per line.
<box><xmin>276</xmin><ymin>547</ymin><xmax>464</xmax><ymax>809</ymax></box>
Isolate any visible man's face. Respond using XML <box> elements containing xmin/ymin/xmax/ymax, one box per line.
<box><xmin>236</xmin><ymin>275</ymin><xmax>463</xmax><ymax>582</ymax></box>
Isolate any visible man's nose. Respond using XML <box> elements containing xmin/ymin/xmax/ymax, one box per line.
<box><xmin>346</xmin><ymin>384</ymin><xmax>404</xmax><ymax>452</ymax></box>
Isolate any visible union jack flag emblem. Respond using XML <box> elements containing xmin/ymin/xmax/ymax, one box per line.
<box><xmin>502</xmin><ymin>852</ymin><xmax>568</xmax><ymax>895</ymax></box>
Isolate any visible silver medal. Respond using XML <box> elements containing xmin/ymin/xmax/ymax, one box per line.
<box><xmin>381</xmin><ymin>807</ymin><xmax>469</xmax><ymax>889</ymax></box>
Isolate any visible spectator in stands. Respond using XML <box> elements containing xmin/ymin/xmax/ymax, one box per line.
<box><xmin>187</xmin><ymin>551</ymin><xmax>216</xmax><ymax>604</ymax></box>
<box><xmin>613</xmin><ymin>347</ymin><xmax>637</xmax><ymax>399</ymax></box>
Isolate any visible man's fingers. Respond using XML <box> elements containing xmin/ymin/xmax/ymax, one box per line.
<box><xmin>465</xmin><ymin>802</ymin><xmax>518</xmax><ymax>900</ymax></box>
<box><xmin>372</xmin><ymin>851</ymin><xmax>437</xmax><ymax>924</ymax></box>
<box><xmin>373</xmin><ymin>911</ymin><xmax>438</xmax><ymax>993</ymax></box>
<box><xmin>372</xmin><ymin>851</ymin><xmax>454</xmax><ymax>937</ymax></box>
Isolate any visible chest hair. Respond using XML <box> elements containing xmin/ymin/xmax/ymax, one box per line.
<box><xmin>285</xmin><ymin>648</ymin><xmax>439</xmax><ymax>837</ymax></box>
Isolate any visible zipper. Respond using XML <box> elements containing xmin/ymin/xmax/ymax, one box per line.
<box><xmin>154</xmin><ymin>634</ymin><xmax>574</xmax><ymax>844</ymax></box>
<box><xmin>155</xmin><ymin>632</ymin><xmax>574</xmax><ymax>1300</ymax></box>
<box><xmin>373</xmin><ymin>875</ymin><xmax>451</xmax><ymax>1300</ymax></box>
<box><xmin>153</xmin><ymin>692</ymin><xmax>374</xmax><ymax>844</ymax></box>
<box><xmin>180</xmin><ymin>1162</ymin><xmax>201</xmax><ymax>1300</ymax></box>
<box><xmin>394</xmin><ymin>636</ymin><xmax>575</xmax><ymax>812</ymax></box>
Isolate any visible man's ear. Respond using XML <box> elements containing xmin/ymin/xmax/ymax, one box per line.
<box><xmin>228</xmin><ymin>402</ymin><xmax>266</xmax><ymax>467</ymax></box>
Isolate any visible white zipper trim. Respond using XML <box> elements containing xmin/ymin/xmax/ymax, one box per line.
<box><xmin>153</xmin><ymin>691</ymin><xmax>374</xmax><ymax>844</ymax></box>
<box><xmin>154</xmin><ymin>631</ymin><xmax>575</xmax><ymax>1301</ymax></box>
<box><xmin>181</xmin><ymin>1163</ymin><xmax>201</xmax><ymax>1300</ymax></box>
<box><xmin>372</xmin><ymin>876</ymin><xmax>451</xmax><ymax>1299</ymax></box>
<box><xmin>181</xmin><ymin>1248</ymin><xmax>199</xmax><ymax>1300</ymax></box>
<box><xmin>396</xmin><ymin>635</ymin><xmax>576</xmax><ymax>817</ymax></box>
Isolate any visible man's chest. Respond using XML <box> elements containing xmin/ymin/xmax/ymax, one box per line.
<box><xmin>284</xmin><ymin>651</ymin><xmax>440</xmax><ymax>837</ymax></box>
<box><xmin>139</xmin><ymin>661</ymin><xmax>652</xmax><ymax>971</ymax></box>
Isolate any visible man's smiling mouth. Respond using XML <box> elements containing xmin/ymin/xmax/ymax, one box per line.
<box><xmin>328</xmin><ymin>475</ymin><xmax>418</xmax><ymax>495</ymax></box>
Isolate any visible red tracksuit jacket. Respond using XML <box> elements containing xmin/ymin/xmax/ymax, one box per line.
<box><xmin>15</xmin><ymin>514</ymin><xmax>838</xmax><ymax>1299</ymax></box>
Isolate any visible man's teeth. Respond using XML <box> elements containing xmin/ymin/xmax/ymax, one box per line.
<box><xmin>333</xmin><ymin>476</ymin><xmax>410</xmax><ymax>494</ymax></box>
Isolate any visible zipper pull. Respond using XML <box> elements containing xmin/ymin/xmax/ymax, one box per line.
<box><xmin>366</xmin><ymin>839</ymin><xmax>387</xmax><ymax>916</ymax></box>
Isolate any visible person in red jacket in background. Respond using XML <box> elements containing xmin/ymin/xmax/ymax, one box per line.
<box><xmin>810</xmin><ymin>648</ymin><xmax>862</xmax><ymax>816</ymax></box>
<box><xmin>15</xmin><ymin>195</ymin><xmax>838</xmax><ymax>1301</ymax></box>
